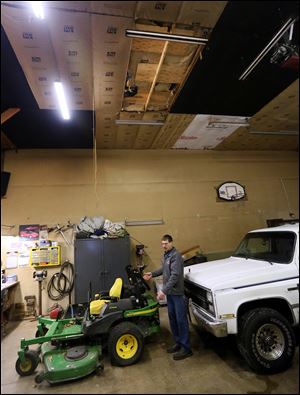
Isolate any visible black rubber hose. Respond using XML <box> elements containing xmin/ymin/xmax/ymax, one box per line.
<box><xmin>47</xmin><ymin>260</ymin><xmax>74</xmax><ymax>301</ymax></box>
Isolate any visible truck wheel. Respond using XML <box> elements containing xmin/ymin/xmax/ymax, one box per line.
<box><xmin>15</xmin><ymin>350</ymin><xmax>40</xmax><ymax>376</ymax></box>
<box><xmin>108</xmin><ymin>321</ymin><xmax>144</xmax><ymax>366</ymax></box>
<box><xmin>238</xmin><ymin>308</ymin><xmax>296</xmax><ymax>374</ymax></box>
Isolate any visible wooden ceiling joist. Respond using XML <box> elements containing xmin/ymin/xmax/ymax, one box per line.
<box><xmin>145</xmin><ymin>41</ymin><xmax>169</xmax><ymax>112</ymax></box>
<box><xmin>1</xmin><ymin>108</ymin><xmax>20</xmax><ymax>125</ymax></box>
<box><xmin>1</xmin><ymin>131</ymin><xmax>16</xmax><ymax>150</ymax></box>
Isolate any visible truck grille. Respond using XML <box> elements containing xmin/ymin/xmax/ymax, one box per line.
<box><xmin>184</xmin><ymin>279</ymin><xmax>209</xmax><ymax>312</ymax></box>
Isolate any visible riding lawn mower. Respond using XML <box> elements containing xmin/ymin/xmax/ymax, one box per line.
<box><xmin>15</xmin><ymin>264</ymin><xmax>160</xmax><ymax>384</ymax></box>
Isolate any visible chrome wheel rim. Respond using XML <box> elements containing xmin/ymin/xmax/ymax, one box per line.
<box><xmin>255</xmin><ymin>323</ymin><xmax>285</xmax><ymax>360</ymax></box>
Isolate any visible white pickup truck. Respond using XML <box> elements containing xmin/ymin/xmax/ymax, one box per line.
<box><xmin>184</xmin><ymin>223</ymin><xmax>299</xmax><ymax>374</ymax></box>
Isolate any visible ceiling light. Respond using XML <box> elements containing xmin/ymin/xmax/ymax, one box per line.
<box><xmin>54</xmin><ymin>82</ymin><xmax>70</xmax><ymax>120</ymax></box>
<box><xmin>31</xmin><ymin>2</ymin><xmax>44</xmax><ymax>20</ymax></box>
<box><xmin>207</xmin><ymin>121</ymin><xmax>250</xmax><ymax>128</ymax></box>
<box><xmin>125</xmin><ymin>219</ymin><xmax>164</xmax><ymax>226</ymax></box>
<box><xmin>115</xmin><ymin>119</ymin><xmax>164</xmax><ymax>126</ymax></box>
<box><xmin>125</xmin><ymin>29</ymin><xmax>208</xmax><ymax>45</ymax></box>
<box><xmin>239</xmin><ymin>17</ymin><xmax>297</xmax><ymax>80</ymax></box>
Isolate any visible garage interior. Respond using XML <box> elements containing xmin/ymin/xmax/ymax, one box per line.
<box><xmin>1</xmin><ymin>1</ymin><xmax>299</xmax><ymax>394</ymax></box>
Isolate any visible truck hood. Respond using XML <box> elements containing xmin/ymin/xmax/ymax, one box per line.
<box><xmin>184</xmin><ymin>256</ymin><xmax>298</xmax><ymax>292</ymax></box>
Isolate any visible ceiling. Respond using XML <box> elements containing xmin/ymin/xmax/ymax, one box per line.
<box><xmin>1</xmin><ymin>1</ymin><xmax>299</xmax><ymax>151</ymax></box>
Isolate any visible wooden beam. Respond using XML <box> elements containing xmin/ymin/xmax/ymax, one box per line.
<box><xmin>1</xmin><ymin>108</ymin><xmax>20</xmax><ymax>125</ymax></box>
<box><xmin>1</xmin><ymin>130</ymin><xmax>16</xmax><ymax>150</ymax></box>
<box><xmin>144</xmin><ymin>41</ymin><xmax>169</xmax><ymax>112</ymax></box>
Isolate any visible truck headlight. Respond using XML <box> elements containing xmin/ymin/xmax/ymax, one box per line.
<box><xmin>206</xmin><ymin>291</ymin><xmax>215</xmax><ymax>315</ymax></box>
<box><xmin>206</xmin><ymin>291</ymin><xmax>213</xmax><ymax>303</ymax></box>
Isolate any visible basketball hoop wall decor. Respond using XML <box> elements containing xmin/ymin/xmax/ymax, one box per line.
<box><xmin>216</xmin><ymin>181</ymin><xmax>247</xmax><ymax>201</ymax></box>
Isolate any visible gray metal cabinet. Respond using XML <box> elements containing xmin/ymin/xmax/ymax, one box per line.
<box><xmin>74</xmin><ymin>236</ymin><xmax>131</xmax><ymax>303</ymax></box>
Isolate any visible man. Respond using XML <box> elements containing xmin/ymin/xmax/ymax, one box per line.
<box><xmin>143</xmin><ymin>234</ymin><xmax>193</xmax><ymax>360</ymax></box>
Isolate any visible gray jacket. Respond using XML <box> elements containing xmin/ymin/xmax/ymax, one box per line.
<box><xmin>152</xmin><ymin>247</ymin><xmax>184</xmax><ymax>295</ymax></box>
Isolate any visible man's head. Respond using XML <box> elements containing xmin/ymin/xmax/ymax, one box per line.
<box><xmin>161</xmin><ymin>234</ymin><xmax>173</xmax><ymax>252</ymax></box>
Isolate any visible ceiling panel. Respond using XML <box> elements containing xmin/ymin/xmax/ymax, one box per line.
<box><xmin>171</xmin><ymin>1</ymin><xmax>299</xmax><ymax>116</ymax></box>
<box><xmin>215</xmin><ymin>79</ymin><xmax>299</xmax><ymax>151</ymax></box>
<box><xmin>1</xmin><ymin>1</ymin><xmax>298</xmax><ymax>151</ymax></box>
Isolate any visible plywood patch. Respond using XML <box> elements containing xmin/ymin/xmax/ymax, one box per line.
<box><xmin>131</xmin><ymin>38</ymin><xmax>167</xmax><ymax>54</ymax></box>
<box><xmin>129</xmin><ymin>51</ymin><xmax>161</xmax><ymax>79</ymax></box>
<box><xmin>119</xmin><ymin>112</ymin><xmax>143</xmax><ymax>120</ymax></box>
<box><xmin>143</xmin><ymin>111</ymin><xmax>168</xmax><ymax>121</ymax></box>
<box><xmin>131</xmin><ymin>24</ymin><xmax>169</xmax><ymax>53</ymax></box>
<box><xmin>136</xmin><ymin>63</ymin><xmax>186</xmax><ymax>83</ymax></box>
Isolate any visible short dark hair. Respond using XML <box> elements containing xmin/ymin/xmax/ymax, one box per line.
<box><xmin>162</xmin><ymin>234</ymin><xmax>173</xmax><ymax>242</ymax></box>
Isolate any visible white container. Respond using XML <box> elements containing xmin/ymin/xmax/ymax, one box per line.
<box><xmin>6</xmin><ymin>274</ymin><xmax>17</xmax><ymax>282</ymax></box>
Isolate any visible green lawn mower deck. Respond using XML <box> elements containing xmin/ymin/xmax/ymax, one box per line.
<box><xmin>15</xmin><ymin>265</ymin><xmax>160</xmax><ymax>384</ymax></box>
<box><xmin>35</xmin><ymin>342</ymin><xmax>103</xmax><ymax>384</ymax></box>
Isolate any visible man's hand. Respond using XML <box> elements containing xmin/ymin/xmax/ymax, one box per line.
<box><xmin>143</xmin><ymin>272</ymin><xmax>152</xmax><ymax>281</ymax></box>
<box><xmin>157</xmin><ymin>290</ymin><xmax>165</xmax><ymax>301</ymax></box>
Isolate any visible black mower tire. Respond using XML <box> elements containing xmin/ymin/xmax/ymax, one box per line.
<box><xmin>237</xmin><ymin>308</ymin><xmax>296</xmax><ymax>374</ymax></box>
<box><xmin>35</xmin><ymin>325</ymin><xmax>48</xmax><ymax>338</ymax></box>
<box><xmin>35</xmin><ymin>371</ymin><xmax>45</xmax><ymax>384</ymax></box>
<box><xmin>15</xmin><ymin>350</ymin><xmax>40</xmax><ymax>377</ymax></box>
<box><xmin>95</xmin><ymin>364</ymin><xmax>104</xmax><ymax>376</ymax></box>
<box><xmin>108</xmin><ymin>321</ymin><xmax>144</xmax><ymax>366</ymax></box>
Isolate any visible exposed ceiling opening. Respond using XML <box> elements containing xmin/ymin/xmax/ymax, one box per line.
<box><xmin>1</xmin><ymin>1</ymin><xmax>299</xmax><ymax>151</ymax></box>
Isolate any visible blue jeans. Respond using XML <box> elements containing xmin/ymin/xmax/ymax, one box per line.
<box><xmin>166</xmin><ymin>294</ymin><xmax>191</xmax><ymax>352</ymax></box>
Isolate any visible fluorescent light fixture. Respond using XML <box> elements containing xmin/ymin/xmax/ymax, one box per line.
<box><xmin>54</xmin><ymin>81</ymin><xmax>70</xmax><ymax>120</ymax></box>
<box><xmin>289</xmin><ymin>23</ymin><xmax>294</xmax><ymax>41</ymax></box>
<box><xmin>207</xmin><ymin>121</ymin><xmax>250</xmax><ymax>128</ymax></box>
<box><xmin>239</xmin><ymin>17</ymin><xmax>297</xmax><ymax>80</ymax></box>
<box><xmin>115</xmin><ymin>119</ymin><xmax>165</xmax><ymax>126</ymax></box>
<box><xmin>31</xmin><ymin>1</ymin><xmax>44</xmax><ymax>19</ymax></box>
<box><xmin>125</xmin><ymin>29</ymin><xmax>208</xmax><ymax>45</ymax></box>
<box><xmin>125</xmin><ymin>219</ymin><xmax>164</xmax><ymax>226</ymax></box>
<box><xmin>249</xmin><ymin>130</ymin><xmax>298</xmax><ymax>136</ymax></box>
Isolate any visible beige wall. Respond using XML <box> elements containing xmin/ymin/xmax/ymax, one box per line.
<box><xmin>1</xmin><ymin>149</ymin><xmax>299</xmax><ymax>313</ymax></box>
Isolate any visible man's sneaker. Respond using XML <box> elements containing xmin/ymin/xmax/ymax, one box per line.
<box><xmin>166</xmin><ymin>344</ymin><xmax>181</xmax><ymax>353</ymax></box>
<box><xmin>173</xmin><ymin>348</ymin><xmax>193</xmax><ymax>360</ymax></box>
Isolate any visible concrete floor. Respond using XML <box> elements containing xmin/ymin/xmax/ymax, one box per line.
<box><xmin>1</xmin><ymin>306</ymin><xmax>299</xmax><ymax>394</ymax></box>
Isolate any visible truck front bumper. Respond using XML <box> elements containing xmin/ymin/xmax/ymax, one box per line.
<box><xmin>191</xmin><ymin>302</ymin><xmax>227</xmax><ymax>337</ymax></box>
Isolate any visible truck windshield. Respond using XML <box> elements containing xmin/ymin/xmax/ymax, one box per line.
<box><xmin>233</xmin><ymin>231</ymin><xmax>295</xmax><ymax>264</ymax></box>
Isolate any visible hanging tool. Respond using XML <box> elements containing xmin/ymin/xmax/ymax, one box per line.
<box><xmin>49</xmin><ymin>222</ymin><xmax>74</xmax><ymax>246</ymax></box>
<box><xmin>33</xmin><ymin>270</ymin><xmax>47</xmax><ymax>316</ymax></box>
<box><xmin>55</xmin><ymin>224</ymin><xmax>71</xmax><ymax>245</ymax></box>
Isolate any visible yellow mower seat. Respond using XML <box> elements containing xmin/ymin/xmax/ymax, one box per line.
<box><xmin>90</xmin><ymin>299</ymin><xmax>107</xmax><ymax>316</ymax></box>
<box><xmin>109</xmin><ymin>277</ymin><xmax>123</xmax><ymax>299</ymax></box>
<box><xmin>90</xmin><ymin>278</ymin><xmax>123</xmax><ymax>315</ymax></box>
